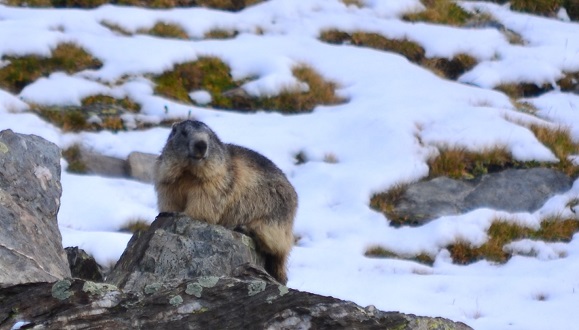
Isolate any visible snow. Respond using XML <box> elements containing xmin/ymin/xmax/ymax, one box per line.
<box><xmin>1</xmin><ymin>1</ymin><xmax>579</xmax><ymax>329</ymax></box>
<box><xmin>189</xmin><ymin>90</ymin><xmax>212</xmax><ymax>105</ymax></box>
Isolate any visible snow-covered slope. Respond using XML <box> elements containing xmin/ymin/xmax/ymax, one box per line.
<box><xmin>1</xmin><ymin>1</ymin><xmax>579</xmax><ymax>329</ymax></box>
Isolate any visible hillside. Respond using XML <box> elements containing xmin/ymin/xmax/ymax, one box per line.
<box><xmin>1</xmin><ymin>1</ymin><xmax>579</xmax><ymax>329</ymax></box>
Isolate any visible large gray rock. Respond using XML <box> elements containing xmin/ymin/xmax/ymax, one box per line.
<box><xmin>127</xmin><ymin>151</ymin><xmax>157</xmax><ymax>183</ymax></box>
<box><xmin>0</xmin><ymin>129</ymin><xmax>70</xmax><ymax>287</ymax></box>
<box><xmin>394</xmin><ymin>177</ymin><xmax>475</xmax><ymax>225</ymax></box>
<box><xmin>107</xmin><ymin>213</ymin><xmax>265</xmax><ymax>292</ymax></box>
<box><xmin>392</xmin><ymin>168</ymin><xmax>573</xmax><ymax>226</ymax></box>
<box><xmin>75</xmin><ymin>148</ymin><xmax>127</xmax><ymax>178</ymax></box>
<box><xmin>463</xmin><ymin>168</ymin><xmax>572</xmax><ymax>212</ymax></box>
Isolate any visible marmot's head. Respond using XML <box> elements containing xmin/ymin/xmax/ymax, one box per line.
<box><xmin>162</xmin><ymin>120</ymin><xmax>225</xmax><ymax>164</ymax></box>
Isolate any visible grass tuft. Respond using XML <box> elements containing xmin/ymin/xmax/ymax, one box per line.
<box><xmin>341</xmin><ymin>0</ymin><xmax>364</xmax><ymax>7</ymax></box>
<box><xmin>100</xmin><ymin>21</ymin><xmax>133</xmax><ymax>36</ymax></box>
<box><xmin>6</xmin><ymin>0</ymin><xmax>264</xmax><ymax>10</ymax></box>
<box><xmin>0</xmin><ymin>43</ymin><xmax>102</xmax><ymax>93</ymax></box>
<box><xmin>252</xmin><ymin>64</ymin><xmax>344</xmax><ymax>113</ymax></box>
<box><xmin>428</xmin><ymin>147</ymin><xmax>515</xmax><ymax>179</ymax></box>
<box><xmin>37</xmin><ymin>107</ymin><xmax>89</xmax><ymax>132</ymax></box>
<box><xmin>528</xmin><ymin>124</ymin><xmax>579</xmax><ymax>177</ymax></box>
<box><xmin>510</xmin><ymin>0</ymin><xmax>562</xmax><ymax>16</ymax></box>
<box><xmin>495</xmin><ymin>82</ymin><xmax>553</xmax><ymax>99</ymax></box>
<box><xmin>403</xmin><ymin>0</ymin><xmax>472</xmax><ymax>26</ymax></box>
<box><xmin>154</xmin><ymin>59</ymin><xmax>344</xmax><ymax>113</ymax></box>
<box><xmin>154</xmin><ymin>56</ymin><xmax>238</xmax><ymax>107</ymax></box>
<box><xmin>120</xmin><ymin>218</ymin><xmax>151</xmax><ymax>233</ymax></box>
<box><xmin>449</xmin><ymin>216</ymin><xmax>579</xmax><ymax>265</ymax></box>
<box><xmin>323</xmin><ymin>153</ymin><xmax>339</xmax><ymax>164</ymax></box>
<box><xmin>365</xmin><ymin>246</ymin><xmax>435</xmax><ymax>266</ymax></box>
<box><xmin>82</xmin><ymin>95</ymin><xmax>141</xmax><ymax>112</ymax></box>
<box><xmin>138</xmin><ymin>22</ymin><xmax>189</xmax><ymax>39</ymax></box>
<box><xmin>62</xmin><ymin>145</ymin><xmax>87</xmax><ymax>173</ymax></box>
<box><xmin>204</xmin><ymin>29</ymin><xmax>238</xmax><ymax>39</ymax></box>
<box><xmin>34</xmin><ymin>94</ymin><xmax>141</xmax><ymax>132</ymax></box>
<box><xmin>319</xmin><ymin>30</ymin><xmax>476</xmax><ymax>80</ymax></box>
<box><xmin>369</xmin><ymin>183</ymin><xmax>412</xmax><ymax>227</ymax></box>
<box><xmin>422</xmin><ymin>53</ymin><xmax>478</xmax><ymax>80</ymax></box>
<box><xmin>320</xmin><ymin>30</ymin><xmax>425</xmax><ymax>63</ymax></box>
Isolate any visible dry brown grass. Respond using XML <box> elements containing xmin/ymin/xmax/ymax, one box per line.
<box><xmin>323</xmin><ymin>153</ymin><xmax>339</xmax><ymax>164</ymax></box>
<box><xmin>82</xmin><ymin>95</ymin><xmax>141</xmax><ymax>112</ymax></box>
<box><xmin>422</xmin><ymin>53</ymin><xmax>477</xmax><ymax>80</ymax></box>
<box><xmin>138</xmin><ymin>22</ymin><xmax>189</xmax><ymax>39</ymax></box>
<box><xmin>37</xmin><ymin>107</ymin><xmax>90</xmax><ymax>132</ymax></box>
<box><xmin>204</xmin><ymin>29</ymin><xmax>238</xmax><ymax>39</ymax></box>
<box><xmin>6</xmin><ymin>0</ymin><xmax>264</xmax><ymax>10</ymax></box>
<box><xmin>369</xmin><ymin>183</ymin><xmax>412</xmax><ymax>227</ymax></box>
<box><xmin>154</xmin><ymin>57</ymin><xmax>239</xmax><ymax>107</ymax></box>
<box><xmin>100</xmin><ymin>21</ymin><xmax>133</xmax><ymax>36</ymax></box>
<box><xmin>120</xmin><ymin>218</ymin><xmax>151</xmax><ymax>233</ymax></box>
<box><xmin>155</xmin><ymin>59</ymin><xmax>345</xmax><ymax>113</ymax></box>
<box><xmin>365</xmin><ymin>246</ymin><xmax>435</xmax><ymax>266</ymax></box>
<box><xmin>341</xmin><ymin>0</ymin><xmax>364</xmax><ymax>7</ymax></box>
<box><xmin>255</xmin><ymin>64</ymin><xmax>344</xmax><ymax>113</ymax></box>
<box><xmin>35</xmin><ymin>94</ymin><xmax>141</xmax><ymax>132</ymax></box>
<box><xmin>449</xmin><ymin>216</ymin><xmax>579</xmax><ymax>264</ymax></box>
<box><xmin>510</xmin><ymin>0</ymin><xmax>562</xmax><ymax>16</ymax></box>
<box><xmin>321</xmin><ymin>30</ymin><xmax>425</xmax><ymax>63</ymax></box>
<box><xmin>62</xmin><ymin>144</ymin><xmax>88</xmax><ymax>173</ymax></box>
<box><xmin>320</xmin><ymin>30</ymin><xmax>477</xmax><ymax>80</ymax></box>
<box><xmin>495</xmin><ymin>82</ymin><xmax>554</xmax><ymax>99</ymax></box>
<box><xmin>403</xmin><ymin>0</ymin><xmax>472</xmax><ymax>26</ymax></box>
<box><xmin>428</xmin><ymin>147</ymin><xmax>515</xmax><ymax>179</ymax></box>
<box><xmin>528</xmin><ymin>125</ymin><xmax>579</xmax><ymax>177</ymax></box>
<box><xmin>0</xmin><ymin>43</ymin><xmax>102</xmax><ymax>93</ymax></box>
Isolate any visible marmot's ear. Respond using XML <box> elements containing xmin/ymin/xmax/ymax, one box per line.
<box><xmin>168</xmin><ymin>122</ymin><xmax>179</xmax><ymax>138</ymax></box>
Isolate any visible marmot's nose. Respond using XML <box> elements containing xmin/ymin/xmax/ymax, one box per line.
<box><xmin>191</xmin><ymin>140</ymin><xmax>208</xmax><ymax>159</ymax></box>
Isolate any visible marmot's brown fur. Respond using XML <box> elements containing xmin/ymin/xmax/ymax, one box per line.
<box><xmin>154</xmin><ymin>120</ymin><xmax>298</xmax><ymax>284</ymax></box>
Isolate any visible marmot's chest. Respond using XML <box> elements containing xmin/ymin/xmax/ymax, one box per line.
<box><xmin>176</xmin><ymin>173</ymin><xmax>231</xmax><ymax>224</ymax></box>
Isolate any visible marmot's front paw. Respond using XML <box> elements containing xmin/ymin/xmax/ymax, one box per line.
<box><xmin>233</xmin><ymin>225</ymin><xmax>252</xmax><ymax>236</ymax></box>
<box><xmin>157</xmin><ymin>212</ymin><xmax>178</xmax><ymax>218</ymax></box>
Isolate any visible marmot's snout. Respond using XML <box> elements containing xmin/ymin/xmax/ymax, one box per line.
<box><xmin>190</xmin><ymin>140</ymin><xmax>208</xmax><ymax>160</ymax></box>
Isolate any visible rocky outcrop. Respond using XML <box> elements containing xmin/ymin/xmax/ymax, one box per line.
<box><xmin>0</xmin><ymin>273</ymin><xmax>472</xmax><ymax>330</ymax></box>
<box><xmin>107</xmin><ymin>213</ymin><xmax>265</xmax><ymax>293</ymax></box>
<box><xmin>392</xmin><ymin>168</ymin><xmax>573</xmax><ymax>225</ymax></box>
<box><xmin>0</xmin><ymin>212</ymin><xmax>472</xmax><ymax>330</ymax></box>
<box><xmin>0</xmin><ymin>129</ymin><xmax>70</xmax><ymax>287</ymax></box>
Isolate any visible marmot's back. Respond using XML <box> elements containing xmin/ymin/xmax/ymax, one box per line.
<box><xmin>154</xmin><ymin>120</ymin><xmax>297</xmax><ymax>284</ymax></box>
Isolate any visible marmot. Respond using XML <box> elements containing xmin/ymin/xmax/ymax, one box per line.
<box><xmin>154</xmin><ymin>120</ymin><xmax>298</xmax><ymax>284</ymax></box>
